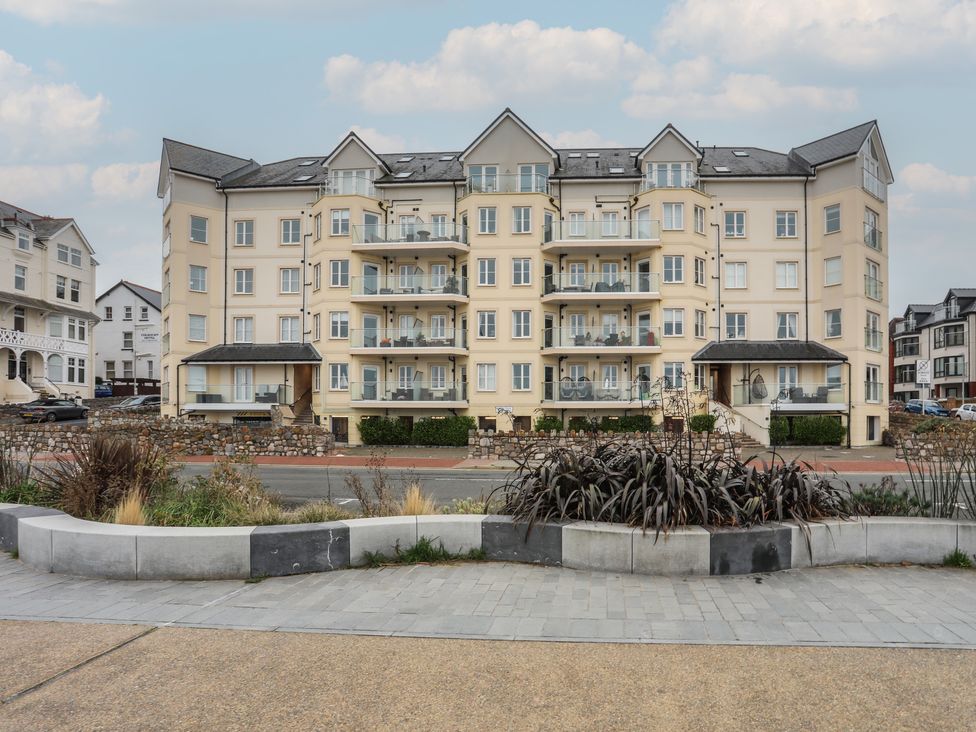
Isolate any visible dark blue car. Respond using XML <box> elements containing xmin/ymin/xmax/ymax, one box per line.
<box><xmin>905</xmin><ymin>399</ymin><xmax>950</xmax><ymax>417</ymax></box>
<box><xmin>94</xmin><ymin>382</ymin><xmax>113</xmax><ymax>397</ymax></box>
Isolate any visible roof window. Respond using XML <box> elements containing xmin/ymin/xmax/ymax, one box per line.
<box><xmin>299</xmin><ymin>159</ymin><xmax>317</xmax><ymax>166</ymax></box>
<box><xmin>394</xmin><ymin>171</ymin><xmax>413</xmax><ymax>179</ymax></box>
<box><xmin>732</xmin><ymin>150</ymin><xmax>749</xmax><ymax>157</ymax></box>
<box><xmin>713</xmin><ymin>166</ymin><xmax>731</xmax><ymax>173</ymax></box>
<box><xmin>609</xmin><ymin>167</ymin><xmax>625</xmax><ymax>174</ymax></box>
<box><xmin>397</xmin><ymin>156</ymin><xmax>414</xmax><ymax>163</ymax></box>
<box><xmin>293</xmin><ymin>175</ymin><xmax>314</xmax><ymax>182</ymax></box>
<box><xmin>568</xmin><ymin>152</ymin><xmax>582</xmax><ymax>158</ymax></box>
<box><xmin>438</xmin><ymin>155</ymin><xmax>454</xmax><ymax>161</ymax></box>
<box><xmin>586</xmin><ymin>152</ymin><xmax>600</xmax><ymax>158</ymax></box>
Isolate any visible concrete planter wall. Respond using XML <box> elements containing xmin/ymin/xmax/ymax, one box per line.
<box><xmin>1</xmin><ymin>504</ymin><xmax>974</xmax><ymax>582</ymax></box>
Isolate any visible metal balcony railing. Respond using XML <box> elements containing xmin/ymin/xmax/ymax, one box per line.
<box><xmin>350</xmin><ymin>274</ymin><xmax>467</xmax><ymax>297</ymax></box>
<box><xmin>351</xmin><ymin>222</ymin><xmax>467</xmax><ymax>246</ymax></box>
<box><xmin>0</xmin><ymin>327</ymin><xmax>88</xmax><ymax>355</ymax></box>
<box><xmin>349</xmin><ymin>328</ymin><xmax>467</xmax><ymax>349</ymax></box>
<box><xmin>350</xmin><ymin>381</ymin><xmax>467</xmax><ymax>403</ymax></box>
<box><xmin>865</xmin><ymin>328</ymin><xmax>883</xmax><ymax>351</ymax></box>
<box><xmin>542</xmin><ymin>325</ymin><xmax>661</xmax><ymax>349</ymax></box>
<box><xmin>185</xmin><ymin>383</ymin><xmax>292</xmax><ymax>405</ymax></box>
<box><xmin>863</xmin><ymin>223</ymin><xmax>883</xmax><ymax>250</ymax></box>
<box><xmin>542</xmin><ymin>272</ymin><xmax>660</xmax><ymax>296</ymax></box>
<box><xmin>864</xmin><ymin>275</ymin><xmax>883</xmax><ymax>301</ymax></box>
<box><xmin>546</xmin><ymin>218</ymin><xmax>661</xmax><ymax>242</ymax></box>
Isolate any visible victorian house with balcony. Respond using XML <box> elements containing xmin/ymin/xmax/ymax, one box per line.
<box><xmin>1</xmin><ymin>200</ymin><xmax>99</xmax><ymax>403</ymax></box>
<box><xmin>157</xmin><ymin>110</ymin><xmax>891</xmax><ymax>445</ymax></box>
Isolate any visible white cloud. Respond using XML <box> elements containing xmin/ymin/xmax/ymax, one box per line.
<box><xmin>0</xmin><ymin>0</ymin><xmax>124</xmax><ymax>23</ymax></box>
<box><xmin>90</xmin><ymin>161</ymin><xmax>159</xmax><ymax>200</ymax></box>
<box><xmin>899</xmin><ymin>162</ymin><xmax>975</xmax><ymax>196</ymax></box>
<box><xmin>541</xmin><ymin>129</ymin><xmax>621</xmax><ymax>148</ymax></box>
<box><xmin>0</xmin><ymin>50</ymin><xmax>107</xmax><ymax>158</ymax></box>
<box><xmin>324</xmin><ymin>21</ymin><xmax>648</xmax><ymax>113</ymax></box>
<box><xmin>349</xmin><ymin>125</ymin><xmax>405</xmax><ymax>152</ymax></box>
<box><xmin>657</xmin><ymin>0</ymin><xmax>976</xmax><ymax>68</ymax></box>
<box><xmin>0</xmin><ymin>163</ymin><xmax>88</xmax><ymax>200</ymax></box>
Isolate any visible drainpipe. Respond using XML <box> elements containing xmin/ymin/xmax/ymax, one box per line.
<box><xmin>222</xmin><ymin>190</ymin><xmax>229</xmax><ymax>345</ymax></box>
<box><xmin>710</xmin><ymin>221</ymin><xmax>721</xmax><ymax>342</ymax></box>
<box><xmin>302</xmin><ymin>231</ymin><xmax>311</xmax><ymax>343</ymax></box>
<box><xmin>846</xmin><ymin>360</ymin><xmax>852</xmax><ymax>448</ymax></box>
<box><xmin>803</xmin><ymin>177</ymin><xmax>810</xmax><ymax>341</ymax></box>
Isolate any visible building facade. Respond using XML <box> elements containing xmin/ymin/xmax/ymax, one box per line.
<box><xmin>94</xmin><ymin>280</ymin><xmax>162</xmax><ymax>395</ymax></box>
<box><xmin>1</xmin><ymin>200</ymin><xmax>99</xmax><ymax>403</ymax></box>
<box><xmin>892</xmin><ymin>289</ymin><xmax>976</xmax><ymax>403</ymax></box>
<box><xmin>158</xmin><ymin>110</ymin><xmax>892</xmax><ymax>445</ymax></box>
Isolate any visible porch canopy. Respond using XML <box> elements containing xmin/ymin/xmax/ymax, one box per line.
<box><xmin>0</xmin><ymin>291</ymin><xmax>100</xmax><ymax>322</ymax></box>
<box><xmin>181</xmin><ymin>343</ymin><xmax>321</xmax><ymax>365</ymax></box>
<box><xmin>691</xmin><ymin>340</ymin><xmax>847</xmax><ymax>364</ymax></box>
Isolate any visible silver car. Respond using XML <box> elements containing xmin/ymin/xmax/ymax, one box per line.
<box><xmin>953</xmin><ymin>403</ymin><xmax>976</xmax><ymax>421</ymax></box>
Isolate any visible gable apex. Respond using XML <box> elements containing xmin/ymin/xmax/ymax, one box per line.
<box><xmin>459</xmin><ymin>108</ymin><xmax>559</xmax><ymax>165</ymax></box>
<box><xmin>323</xmin><ymin>131</ymin><xmax>391</xmax><ymax>174</ymax></box>
<box><xmin>637</xmin><ymin>124</ymin><xmax>702</xmax><ymax>163</ymax></box>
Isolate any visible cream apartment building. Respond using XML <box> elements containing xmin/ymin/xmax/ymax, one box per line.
<box><xmin>157</xmin><ymin>109</ymin><xmax>891</xmax><ymax>445</ymax></box>
<box><xmin>1</xmin><ymin>200</ymin><xmax>99</xmax><ymax>403</ymax></box>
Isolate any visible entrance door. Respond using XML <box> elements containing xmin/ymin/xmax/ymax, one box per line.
<box><xmin>544</xmin><ymin>365</ymin><xmax>555</xmax><ymax>400</ymax></box>
<box><xmin>332</xmin><ymin>417</ymin><xmax>349</xmax><ymax>443</ymax></box>
<box><xmin>234</xmin><ymin>367</ymin><xmax>254</xmax><ymax>402</ymax></box>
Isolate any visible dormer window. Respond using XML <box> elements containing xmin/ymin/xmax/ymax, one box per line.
<box><xmin>862</xmin><ymin>137</ymin><xmax>886</xmax><ymax>201</ymax></box>
<box><xmin>329</xmin><ymin>168</ymin><xmax>375</xmax><ymax>196</ymax></box>
<box><xmin>16</xmin><ymin>231</ymin><xmax>30</xmax><ymax>251</ymax></box>
<box><xmin>647</xmin><ymin>162</ymin><xmax>696</xmax><ymax>188</ymax></box>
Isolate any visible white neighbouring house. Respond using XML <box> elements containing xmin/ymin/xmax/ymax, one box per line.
<box><xmin>1</xmin><ymin>200</ymin><xmax>99</xmax><ymax>403</ymax></box>
<box><xmin>94</xmin><ymin>280</ymin><xmax>162</xmax><ymax>395</ymax></box>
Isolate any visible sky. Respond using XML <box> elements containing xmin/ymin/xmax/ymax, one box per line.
<box><xmin>0</xmin><ymin>0</ymin><xmax>974</xmax><ymax>315</ymax></box>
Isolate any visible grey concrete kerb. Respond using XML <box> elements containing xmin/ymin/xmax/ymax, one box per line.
<box><xmin>1</xmin><ymin>504</ymin><xmax>974</xmax><ymax>582</ymax></box>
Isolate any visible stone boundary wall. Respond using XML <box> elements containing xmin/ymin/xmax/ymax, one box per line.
<box><xmin>886</xmin><ymin>412</ymin><xmax>976</xmax><ymax>459</ymax></box>
<box><xmin>0</xmin><ymin>410</ymin><xmax>334</xmax><ymax>457</ymax></box>
<box><xmin>4</xmin><ymin>504</ymin><xmax>970</xmax><ymax>582</ymax></box>
<box><xmin>468</xmin><ymin>430</ymin><xmax>741</xmax><ymax>461</ymax></box>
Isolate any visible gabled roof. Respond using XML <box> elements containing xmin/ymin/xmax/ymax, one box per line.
<box><xmin>322</xmin><ymin>131</ymin><xmax>392</xmax><ymax>174</ymax></box>
<box><xmin>458</xmin><ymin>108</ymin><xmax>559</xmax><ymax>164</ymax></box>
<box><xmin>182</xmin><ymin>343</ymin><xmax>321</xmax><ymax>364</ymax></box>
<box><xmin>637</xmin><ymin>124</ymin><xmax>702</xmax><ymax>162</ymax></box>
<box><xmin>96</xmin><ymin>280</ymin><xmax>162</xmax><ymax>310</ymax></box>
<box><xmin>161</xmin><ymin>139</ymin><xmax>252</xmax><ymax>181</ymax></box>
<box><xmin>947</xmin><ymin>288</ymin><xmax>976</xmax><ymax>300</ymax></box>
<box><xmin>692</xmin><ymin>340</ymin><xmax>847</xmax><ymax>363</ymax></box>
<box><xmin>700</xmin><ymin>147</ymin><xmax>812</xmax><ymax>177</ymax></box>
<box><xmin>791</xmin><ymin>121</ymin><xmax>877</xmax><ymax>167</ymax></box>
<box><xmin>0</xmin><ymin>200</ymin><xmax>95</xmax><ymax>255</ymax></box>
<box><xmin>222</xmin><ymin>157</ymin><xmax>329</xmax><ymax>189</ymax></box>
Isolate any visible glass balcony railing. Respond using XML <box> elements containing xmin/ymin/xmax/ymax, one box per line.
<box><xmin>865</xmin><ymin>328</ymin><xmax>883</xmax><ymax>351</ymax></box>
<box><xmin>185</xmin><ymin>383</ymin><xmax>292</xmax><ymax>405</ymax></box>
<box><xmin>935</xmin><ymin>361</ymin><xmax>967</xmax><ymax>379</ymax></box>
<box><xmin>864</xmin><ymin>275</ymin><xmax>883</xmax><ymax>301</ymax></box>
<box><xmin>464</xmin><ymin>173</ymin><xmax>549</xmax><ymax>196</ymax></box>
<box><xmin>542</xmin><ymin>379</ymin><xmax>658</xmax><ymax>403</ymax></box>
<box><xmin>932</xmin><ymin>305</ymin><xmax>960</xmax><ymax>322</ymax></box>
<box><xmin>351</xmin><ymin>274</ymin><xmax>467</xmax><ymax>297</ymax></box>
<box><xmin>546</xmin><ymin>218</ymin><xmax>661</xmax><ymax>242</ymax></box>
<box><xmin>732</xmin><ymin>382</ymin><xmax>846</xmax><ymax>407</ymax></box>
<box><xmin>351</xmin><ymin>222</ymin><xmax>467</xmax><ymax>246</ymax></box>
<box><xmin>350</xmin><ymin>381</ymin><xmax>467</xmax><ymax>403</ymax></box>
<box><xmin>318</xmin><ymin>176</ymin><xmax>376</xmax><ymax>198</ymax></box>
<box><xmin>894</xmin><ymin>319</ymin><xmax>916</xmax><ymax>335</ymax></box>
<box><xmin>863</xmin><ymin>168</ymin><xmax>886</xmax><ymax>201</ymax></box>
<box><xmin>543</xmin><ymin>272</ymin><xmax>660</xmax><ymax>296</ymax></box>
<box><xmin>864</xmin><ymin>224</ymin><xmax>882</xmax><ymax>250</ymax></box>
<box><xmin>350</xmin><ymin>328</ymin><xmax>467</xmax><ymax>349</ymax></box>
<box><xmin>543</xmin><ymin>325</ymin><xmax>661</xmax><ymax>349</ymax></box>
<box><xmin>864</xmin><ymin>381</ymin><xmax>883</xmax><ymax>403</ymax></box>
<box><xmin>160</xmin><ymin>382</ymin><xmax>170</xmax><ymax>403</ymax></box>
<box><xmin>894</xmin><ymin>343</ymin><xmax>919</xmax><ymax>358</ymax></box>
<box><xmin>638</xmin><ymin>175</ymin><xmax>703</xmax><ymax>192</ymax></box>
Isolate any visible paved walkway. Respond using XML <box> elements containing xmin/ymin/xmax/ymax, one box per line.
<box><xmin>2</xmin><ymin>554</ymin><xmax>975</xmax><ymax>648</ymax></box>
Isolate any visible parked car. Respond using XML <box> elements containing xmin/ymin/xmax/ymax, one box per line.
<box><xmin>109</xmin><ymin>394</ymin><xmax>161</xmax><ymax>410</ymax></box>
<box><xmin>20</xmin><ymin>398</ymin><xmax>89</xmax><ymax>423</ymax></box>
<box><xmin>952</xmin><ymin>403</ymin><xmax>976</xmax><ymax>421</ymax></box>
<box><xmin>888</xmin><ymin>400</ymin><xmax>905</xmax><ymax>413</ymax></box>
<box><xmin>905</xmin><ymin>399</ymin><xmax>950</xmax><ymax>417</ymax></box>
<box><xmin>94</xmin><ymin>382</ymin><xmax>113</xmax><ymax>397</ymax></box>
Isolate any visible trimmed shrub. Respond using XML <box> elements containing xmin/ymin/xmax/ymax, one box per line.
<box><xmin>534</xmin><ymin>415</ymin><xmax>564</xmax><ymax>433</ymax></box>
<box><xmin>358</xmin><ymin>416</ymin><xmax>410</xmax><ymax>445</ymax></box>
<box><xmin>411</xmin><ymin>416</ymin><xmax>476</xmax><ymax>446</ymax></box>
<box><xmin>792</xmin><ymin>415</ymin><xmax>846</xmax><ymax>446</ymax></box>
<box><xmin>568</xmin><ymin>416</ymin><xmax>596</xmax><ymax>433</ymax></box>
<box><xmin>689</xmin><ymin>414</ymin><xmax>717</xmax><ymax>433</ymax></box>
<box><xmin>769</xmin><ymin>417</ymin><xmax>789</xmax><ymax>445</ymax></box>
<box><xmin>567</xmin><ymin>415</ymin><xmax>655</xmax><ymax>434</ymax></box>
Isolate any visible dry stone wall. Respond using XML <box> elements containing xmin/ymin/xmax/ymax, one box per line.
<box><xmin>468</xmin><ymin>430</ymin><xmax>741</xmax><ymax>461</ymax></box>
<box><xmin>886</xmin><ymin>412</ymin><xmax>976</xmax><ymax>460</ymax></box>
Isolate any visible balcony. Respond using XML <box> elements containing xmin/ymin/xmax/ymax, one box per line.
<box><xmin>542</xmin><ymin>379</ymin><xmax>659</xmax><ymax>407</ymax></box>
<box><xmin>893</xmin><ymin>319</ymin><xmax>916</xmax><ymax>335</ymax></box>
<box><xmin>864</xmin><ymin>275</ymin><xmax>883</xmax><ymax>301</ymax></box>
<box><xmin>318</xmin><ymin>176</ymin><xmax>376</xmax><ymax>199</ymax></box>
<box><xmin>863</xmin><ymin>168</ymin><xmax>886</xmax><ymax>202</ymax></box>
<box><xmin>351</xmin><ymin>222</ymin><xmax>468</xmax><ymax>254</ymax></box>
<box><xmin>0</xmin><ymin>327</ymin><xmax>88</xmax><ymax>356</ymax></box>
<box><xmin>542</xmin><ymin>326</ymin><xmax>661</xmax><ymax>354</ymax></box>
<box><xmin>463</xmin><ymin>173</ymin><xmax>549</xmax><ymax>196</ymax></box>
<box><xmin>184</xmin><ymin>383</ymin><xmax>293</xmax><ymax>411</ymax></box>
<box><xmin>863</xmin><ymin>223</ymin><xmax>883</xmax><ymax>250</ymax></box>
<box><xmin>934</xmin><ymin>333</ymin><xmax>966</xmax><ymax>349</ymax></box>
<box><xmin>350</xmin><ymin>381</ymin><xmax>467</xmax><ymax>408</ymax></box>
<box><xmin>864</xmin><ymin>381</ymin><xmax>883</xmax><ymax>403</ymax></box>
<box><xmin>932</xmin><ymin>304</ymin><xmax>960</xmax><ymax>322</ymax></box>
<box><xmin>732</xmin><ymin>382</ymin><xmax>847</xmax><ymax>411</ymax></box>
<box><xmin>350</xmin><ymin>274</ymin><xmax>467</xmax><ymax>303</ymax></box>
<box><xmin>935</xmin><ymin>361</ymin><xmax>967</xmax><ymax>379</ymax></box>
<box><xmin>894</xmin><ymin>371</ymin><xmax>916</xmax><ymax>385</ymax></box>
<box><xmin>349</xmin><ymin>328</ymin><xmax>467</xmax><ymax>355</ymax></box>
<box><xmin>865</xmin><ymin>328</ymin><xmax>883</xmax><ymax>351</ymax></box>
<box><xmin>894</xmin><ymin>343</ymin><xmax>919</xmax><ymax>359</ymax></box>
<box><xmin>542</xmin><ymin>272</ymin><xmax>661</xmax><ymax>303</ymax></box>
<box><xmin>638</xmin><ymin>175</ymin><xmax>704</xmax><ymax>193</ymax></box>
<box><xmin>542</xmin><ymin>218</ymin><xmax>661</xmax><ymax>254</ymax></box>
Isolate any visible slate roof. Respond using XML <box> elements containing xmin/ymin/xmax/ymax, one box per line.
<box><xmin>700</xmin><ymin>147</ymin><xmax>812</xmax><ymax>177</ymax></box>
<box><xmin>162</xmin><ymin>139</ymin><xmax>252</xmax><ymax>180</ymax></box>
<box><xmin>692</xmin><ymin>341</ymin><xmax>848</xmax><ymax>363</ymax></box>
<box><xmin>97</xmin><ymin>280</ymin><xmax>162</xmax><ymax>310</ymax></box>
<box><xmin>791</xmin><ymin>121</ymin><xmax>876</xmax><ymax>167</ymax></box>
<box><xmin>182</xmin><ymin>343</ymin><xmax>321</xmax><ymax>363</ymax></box>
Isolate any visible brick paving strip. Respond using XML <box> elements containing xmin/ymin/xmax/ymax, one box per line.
<box><xmin>2</xmin><ymin>554</ymin><xmax>976</xmax><ymax>649</ymax></box>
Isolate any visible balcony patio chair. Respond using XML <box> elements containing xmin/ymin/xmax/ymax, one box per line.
<box><xmin>559</xmin><ymin>377</ymin><xmax>576</xmax><ymax>400</ymax></box>
<box><xmin>594</xmin><ymin>281</ymin><xmax>611</xmax><ymax>293</ymax></box>
<box><xmin>604</xmin><ymin>332</ymin><xmax>620</xmax><ymax>347</ymax></box>
<box><xmin>573</xmin><ymin>334</ymin><xmax>587</xmax><ymax>347</ymax></box>
<box><xmin>814</xmin><ymin>386</ymin><xmax>829</xmax><ymax>403</ymax></box>
<box><xmin>576</xmin><ymin>377</ymin><xmax>594</xmax><ymax>400</ymax></box>
<box><xmin>611</xmin><ymin>280</ymin><xmax>626</xmax><ymax>292</ymax></box>
<box><xmin>789</xmin><ymin>387</ymin><xmax>807</xmax><ymax>403</ymax></box>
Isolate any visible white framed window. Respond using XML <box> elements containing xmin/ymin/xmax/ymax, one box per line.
<box><xmin>123</xmin><ymin>305</ymin><xmax>133</xmax><ymax>321</ymax></box>
<box><xmin>330</xmin><ymin>259</ymin><xmax>349</xmax><ymax>287</ymax></box>
<box><xmin>826</xmin><ymin>364</ymin><xmax>842</xmax><ymax>391</ymax></box>
<box><xmin>663</xmin><ymin>255</ymin><xmax>684</xmax><ymax>283</ymax></box>
<box><xmin>103</xmin><ymin>306</ymin><xmax>113</xmax><ymax>321</ymax></box>
<box><xmin>430</xmin><ymin>314</ymin><xmax>447</xmax><ymax>339</ymax></box>
<box><xmin>18</xmin><ymin>231</ymin><xmax>31</xmax><ymax>251</ymax></box>
<box><xmin>190</xmin><ymin>215</ymin><xmax>208</xmax><ymax>243</ymax></box>
<box><xmin>724</xmin><ymin>262</ymin><xmax>747</xmax><ymax>289</ymax></box>
<box><xmin>147</xmin><ymin>360</ymin><xmax>154</xmax><ymax>379</ymax></box>
<box><xmin>777</xmin><ymin>312</ymin><xmax>798</xmax><ymax>340</ymax></box>
<box><xmin>312</xmin><ymin>365</ymin><xmax>320</xmax><ymax>392</ymax></box>
<box><xmin>694</xmin><ymin>205</ymin><xmax>705</xmax><ymax>235</ymax></box>
<box><xmin>69</xmin><ymin>279</ymin><xmax>80</xmax><ymax>303</ymax></box>
<box><xmin>512</xmin><ymin>258</ymin><xmax>531</xmax><ymax>285</ymax></box>
<box><xmin>664</xmin><ymin>362</ymin><xmax>684</xmax><ymax>389</ymax></box>
<box><xmin>649</xmin><ymin>162</ymin><xmax>695</xmax><ymax>188</ymax></box>
<box><xmin>477</xmin><ymin>311</ymin><xmax>496</xmax><ymax>339</ymax></box>
<box><xmin>139</xmin><ymin>306</ymin><xmax>149</xmax><ymax>321</ymax></box>
<box><xmin>314</xmin><ymin>213</ymin><xmax>322</xmax><ymax>241</ymax></box>
<box><xmin>235</xmin><ymin>220</ymin><xmax>253</xmax><ymax>246</ymax></box>
<box><xmin>601</xmin><ymin>211</ymin><xmax>619</xmax><ymax>237</ymax></box>
<box><xmin>70</xmin><ymin>248</ymin><xmax>82</xmax><ymax>267</ymax></box>
<box><xmin>695</xmin><ymin>309</ymin><xmax>707</xmax><ymax>338</ymax></box>
<box><xmin>866</xmin><ymin>311</ymin><xmax>882</xmax><ymax>351</ymax></box>
<box><xmin>824</xmin><ymin>204</ymin><xmax>841</xmax><ymax>234</ymax></box>
<box><xmin>280</xmin><ymin>268</ymin><xmax>300</xmax><ymax>294</ymax></box>
<box><xmin>694</xmin><ymin>364</ymin><xmax>707</xmax><ymax>391</ymax></box>
<box><xmin>430</xmin><ymin>214</ymin><xmax>448</xmax><ymax>237</ymax></box>
<box><xmin>600</xmin><ymin>364</ymin><xmax>619</xmax><ymax>389</ymax></box>
<box><xmin>694</xmin><ymin>257</ymin><xmax>706</xmax><ymax>286</ymax></box>
<box><xmin>122</xmin><ymin>330</ymin><xmax>133</xmax><ymax>349</ymax></box>
<box><xmin>57</xmin><ymin>243</ymin><xmax>69</xmax><ymax>261</ymax></box>
<box><xmin>56</xmin><ymin>275</ymin><xmax>65</xmax><ymax>299</ymax></box>
<box><xmin>477</xmin><ymin>363</ymin><xmax>497</xmax><ymax>391</ymax></box>
<box><xmin>188</xmin><ymin>314</ymin><xmax>206</xmax><ymax>341</ymax></box>
<box><xmin>234</xmin><ymin>317</ymin><xmax>253</xmax><ymax>343</ymax></box>
<box><xmin>329</xmin><ymin>363</ymin><xmax>349</xmax><ymax>391</ymax></box>
<box><xmin>330</xmin><ymin>311</ymin><xmax>349</xmax><ymax>339</ymax></box>
<box><xmin>396</xmin><ymin>365</ymin><xmax>414</xmax><ymax>390</ymax></box>
<box><xmin>512</xmin><ymin>206</ymin><xmax>532</xmax><ymax>234</ymax></box>
<box><xmin>775</xmin><ymin>261</ymin><xmax>798</xmax><ymax>289</ymax></box>
<box><xmin>312</xmin><ymin>313</ymin><xmax>321</xmax><ymax>341</ymax></box>
<box><xmin>312</xmin><ymin>263</ymin><xmax>321</xmax><ymax>291</ymax></box>
<box><xmin>724</xmin><ymin>211</ymin><xmax>745</xmax><ymax>238</ymax></box>
<box><xmin>825</xmin><ymin>309</ymin><xmax>842</xmax><ymax>338</ymax></box>
<box><xmin>430</xmin><ymin>365</ymin><xmax>446</xmax><ymax>390</ymax></box>
<box><xmin>864</xmin><ymin>207</ymin><xmax>881</xmax><ymax>250</ymax></box>
<box><xmin>512</xmin><ymin>310</ymin><xmax>531</xmax><ymax>338</ymax></box>
<box><xmin>479</xmin><ymin>207</ymin><xmax>497</xmax><ymax>234</ymax></box>
<box><xmin>14</xmin><ymin>265</ymin><xmax>26</xmax><ymax>291</ymax></box>
<box><xmin>104</xmin><ymin>360</ymin><xmax>116</xmax><ymax>381</ymax></box>
<box><xmin>663</xmin><ymin>202</ymin><xmax>684</xmax><ymax>230</ymax></box>
<box><xmin>865</xmin><ymin>364</ymin><xmax>881</xmax><ymax>402</ymax></box>
<box><xmin>776</xmin><ymin>211</ymin><xmax>797</xmax><ymax>238</ymax></box>
<box><xmin>188</xmin><ymin>265</ymin><xmax>207</xmax><ymax>292</ymax></box>
<box><xmin>279</xmin><ymin>316</ymin><xmax>299</xmax><ymax>342</ymax></box>
<box><xmin>725</xmin><ymin>312</ymin><xmax>747</xmax><ymax>340</ymax></box>
<box><xmin>187</xmin><ymin>366</ymin><xmax>206</xmax><ymax>393</ymax></box>
<box><xmin>281</xmin><ymin>218</ymin><xmax>301</xmax><ymax>245</ymax></box>
<box><xmin>824</xmin><ymin>256</ymin><xmax>842</xmax><ymax>286</ymax></box>
<box><xmin>512</xmin><ymin>363</ymin><xmax>531</xmax><ymax>391</ymax></box>
<box><xmin>663</xmin><ymin>308</ymin><xmax>684</xmax><ymax>337</ymax></box>
<box><xmin>568</xmin><ymin>211</ymin><xmax>586</xmax><ymax>236</ymax></box>
<box><xmin>331</xmin><ymin>209</ymin><xmax>350</xmax><ymax>236</ymax></box>
<box><xmin>478</xmin><ymin>258</ymin><xmax>496</xmax><ymax>286</ymax></box>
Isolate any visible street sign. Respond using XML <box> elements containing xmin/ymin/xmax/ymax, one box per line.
<box><xmin>916</xmin><ymin>359</ymin><xmax>931</xmax><ymax>385</ymax></box>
